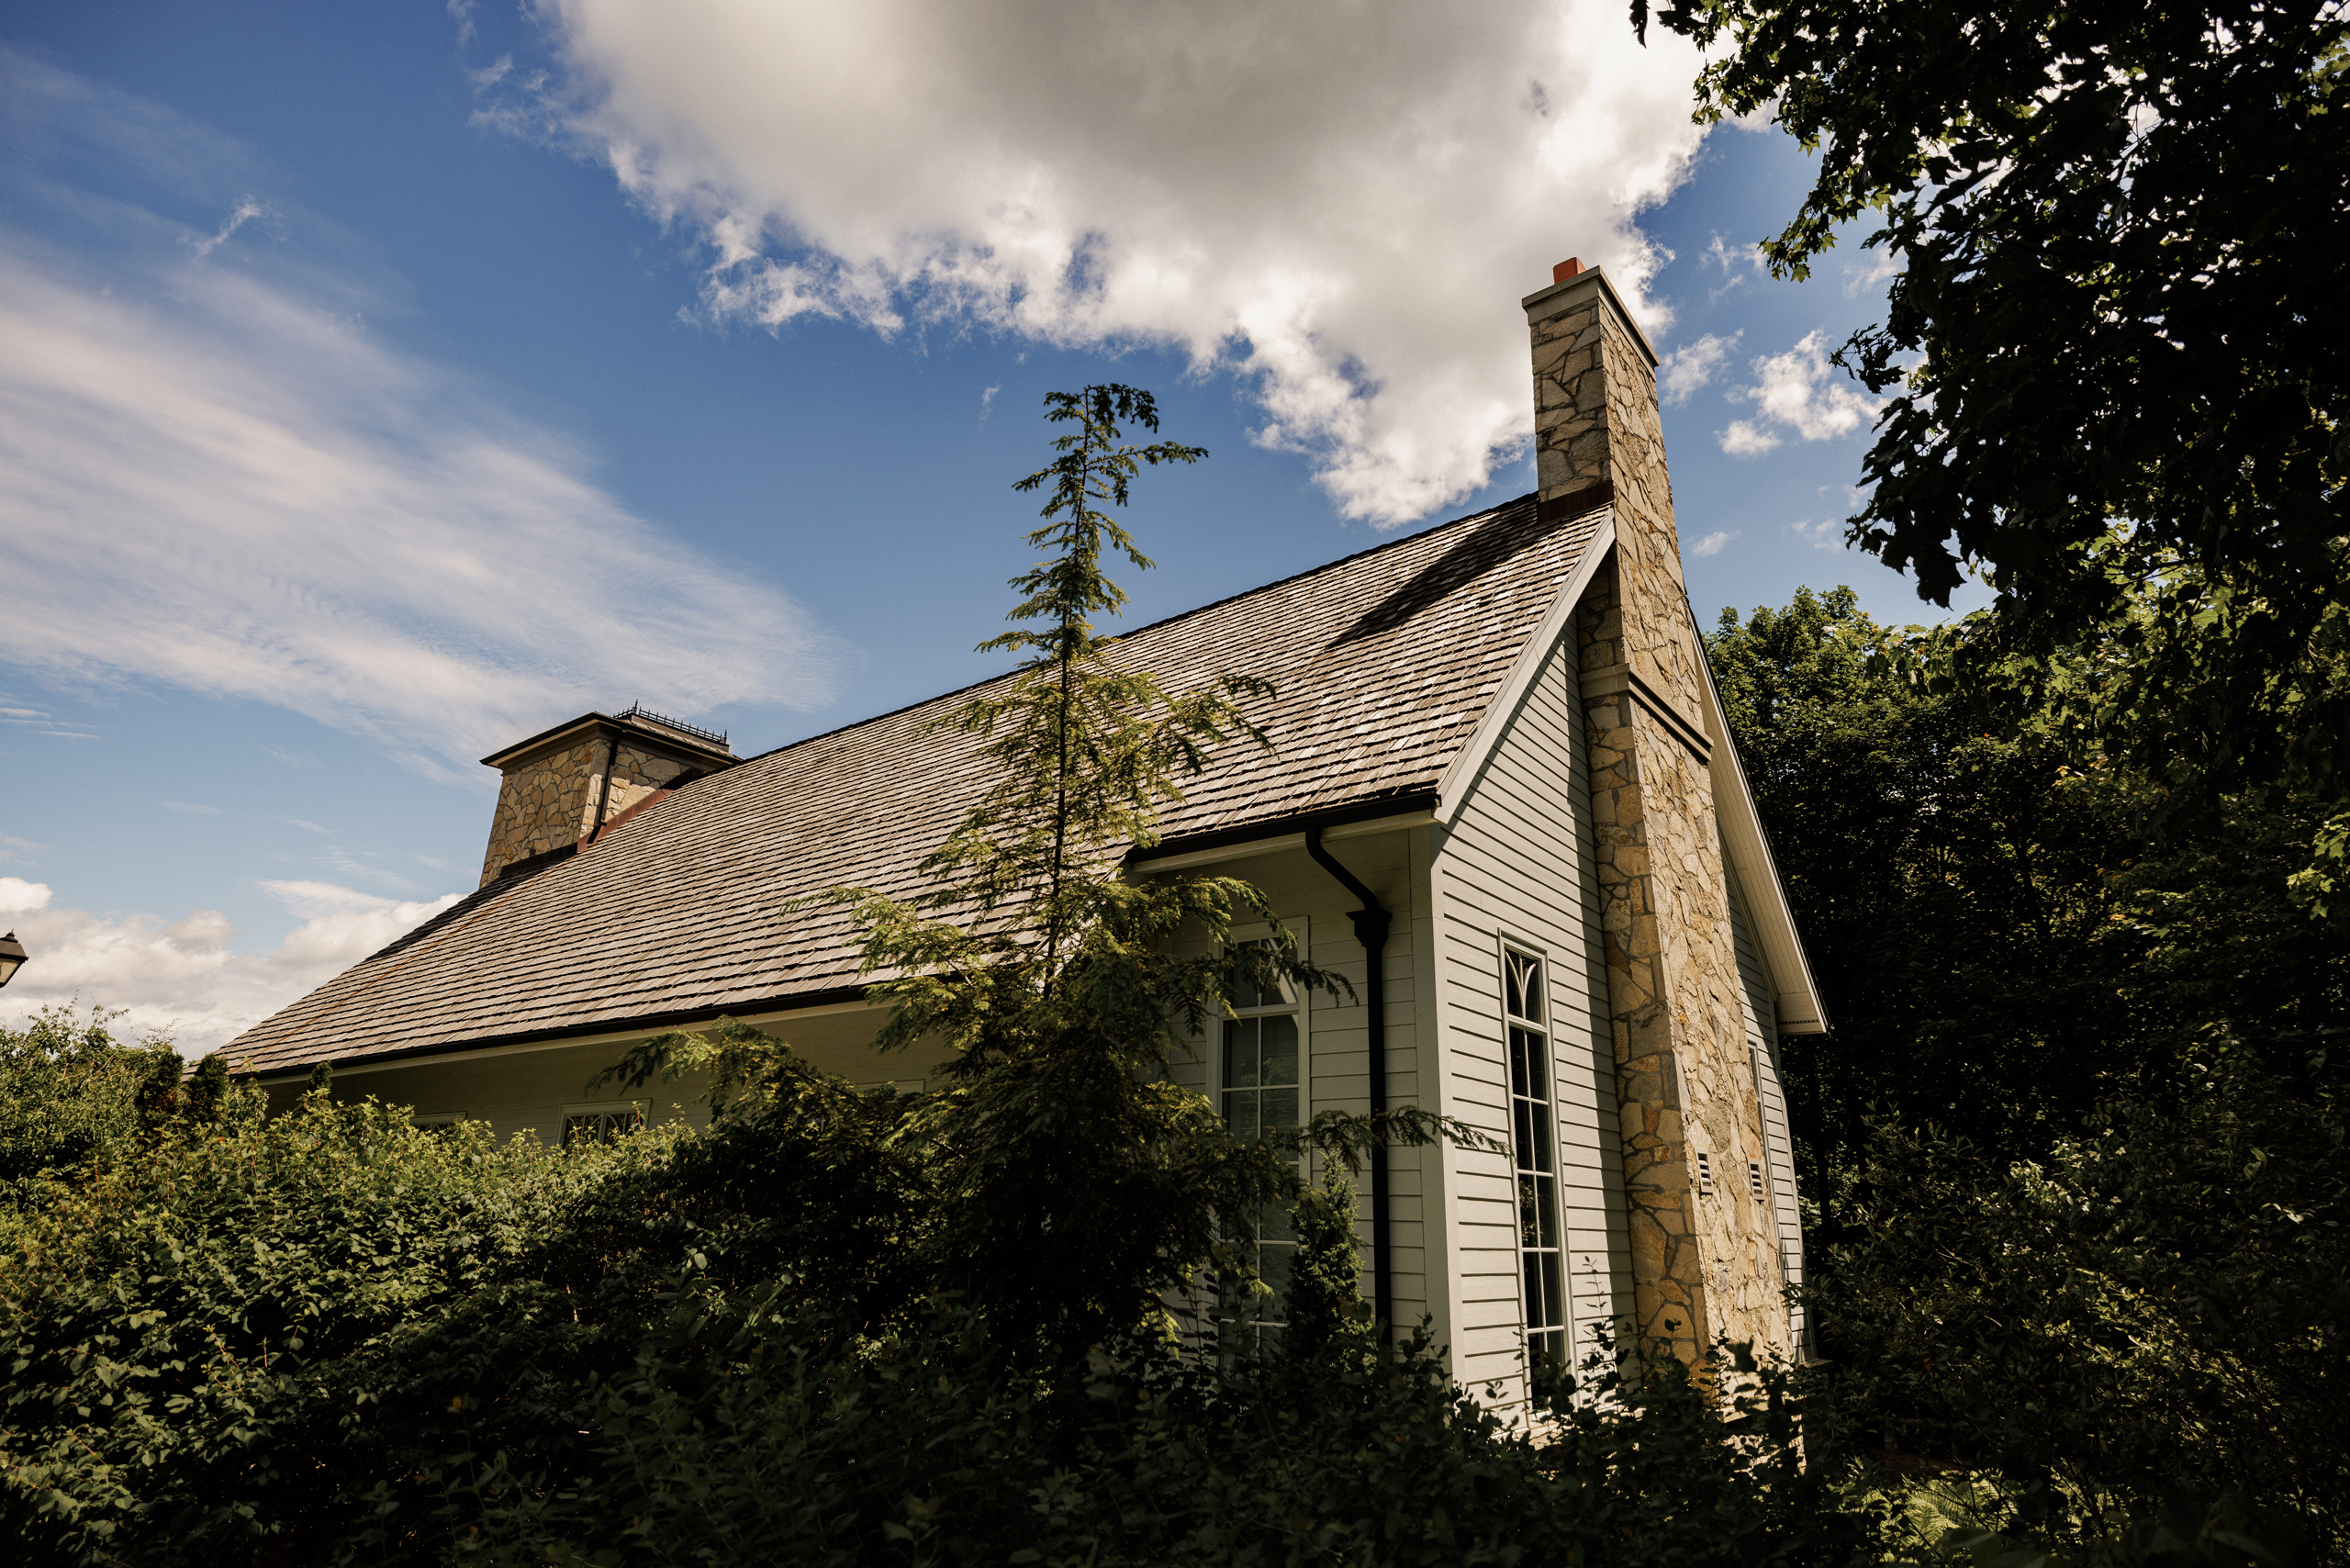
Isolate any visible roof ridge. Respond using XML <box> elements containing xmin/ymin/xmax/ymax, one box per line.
<box><xmin>728</xmin><ymin>492</ymin><xmax>1536</xmax><ymax>770</ymax></box>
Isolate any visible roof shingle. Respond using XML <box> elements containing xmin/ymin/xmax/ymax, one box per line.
<box><xmin>229</xmin><ymin>493</ymin><xmax>1604</xmax><ymax>1073</ymax></box>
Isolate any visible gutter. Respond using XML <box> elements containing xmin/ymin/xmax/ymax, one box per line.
<box><xmin>1304</xmin><ymin>823</ymin><xmax>1393</xmax><ymax>1345</ymax></box>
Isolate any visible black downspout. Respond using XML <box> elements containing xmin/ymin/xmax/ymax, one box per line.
<box><xmin>1304</xmin><ymin>825</ymin><xmax>1392</xmax><ymax>1344</ymax></box>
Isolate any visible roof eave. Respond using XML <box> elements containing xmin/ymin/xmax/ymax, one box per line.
<box><xmin>1689</xmin><ymin>596</ymin><xmax>1830</xmax><ymax>1036</ymax></box>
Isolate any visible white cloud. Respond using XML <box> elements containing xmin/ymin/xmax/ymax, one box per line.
<box><xmin>0</xmin><ymin>697</ymin><xmax>97</xmax><ymax>741</ymax></box>
<box><xmin>1704</xmin><ymin>232</ymin><xmax>1774</xmax><ymax>288</ymax></box>
<box><xmin>493</xmin><ymin>0</ymin><xmax>1712</xmax><ymax>527</ymax></box>
<box><xmin>1688</xmin><ymin>529</ymin><xmax>1738</xmax><ymax>557</ymax></box>
<box><xmin>0</xmin><ymin>241</ymin><xmax>845</xmax><ymax>774</ymax></box>
<box><xmin>1657</xmin><ymin>330</ymin><xmax>1740</xmax><ymax>407</ymax></box>
<box><xmin>0</xmin><ymin>877</ymin><xmax>464</xmax><ymax>1056</ymax></box>
<box><xmin>162</xmin><ymin>801</ymin><xmax>223</xmax><ymax>815</ymax></box>
<box><xmin>1788</xmin><ymin>518</ymin><xmax>1847</xmax><ymax>551</ymax></box>
<box><xmin>1717</xmin><ymin>330</ymin><xmax>1881</xmax><ymax>457</ymax></box>
<box><xmin>186</xmin><ymin>196</ymin><xmax>274</xmax><ymax>260</ymax></box>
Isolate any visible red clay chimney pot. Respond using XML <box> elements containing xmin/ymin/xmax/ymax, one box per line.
<box><xmin>1552</xmin><ymin>257</ymin><xmax>1583</xmax><ymax>283</ymax></box>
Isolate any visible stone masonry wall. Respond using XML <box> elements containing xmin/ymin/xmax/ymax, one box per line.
<box><xmin>478</xmin><ymin>730</ymin><xmax>698</xmax><ymax>886</ymax></box>
<box><xmin>479</xmin><ymin>737</ymin><xmax>604</xmax><ymax>886</ymax></box>
<box><xmin>606</xmin><ymin>744</ymin><xmax>691</xmax><ymax>823</ymax></box>
<box><xmin>1532</xmin><ymin>278</ymin><xmax>1710</xmax><ymax>724</ymax></box>
<box><xmin>1528</xmin><ymin>269</ymin><xmax>1792</xmax><ymax>1362</ymax></box>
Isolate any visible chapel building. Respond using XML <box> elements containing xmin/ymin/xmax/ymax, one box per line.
<box><xmin>230</xmin><ymin>262</ymin><xmax>1827</xmax><ymax>1390</ymax></box>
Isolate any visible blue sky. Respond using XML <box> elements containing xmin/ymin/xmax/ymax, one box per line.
<box><xmin>0</xmin><ymin>1</ymin><xmax>1959</xmax><ymax>1050</ymax></box>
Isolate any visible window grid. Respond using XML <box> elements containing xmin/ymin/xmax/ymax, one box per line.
<box><xmin>1505</xmin><ymin>947</ymin><xmax>1568</xmax><ymax>1371</ymax></box>
<box><xmin>563</xmin><ymin>1105</ymin><xmax>643</xmax><ymax>1149</ymax></box>
<box><xmin>1222</xmin><ymin>937</ymin><xmax>1303</xmax><ymax>1323</ymax></box>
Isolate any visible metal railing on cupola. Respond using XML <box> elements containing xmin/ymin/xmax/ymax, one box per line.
<box><xmin>616</xmin><ymin>702</ymin><xmax>730</xmax><ymax>750</ymax></box>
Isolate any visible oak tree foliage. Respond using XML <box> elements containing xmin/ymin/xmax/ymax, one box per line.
<box><xmin>1639</xmin><ymin>0</ymin><xmax>2349</xmax><ymax>823</ymax></box>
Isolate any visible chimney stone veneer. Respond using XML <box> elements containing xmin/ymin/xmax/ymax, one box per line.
<box><xmin>477</xmin><ymin>712</ymin><xmax>735</xmax><ymax>886</ymax></box>
<box><xmin>1524</xmin><ymin>267</ymin><xmax>1793</xmax><ymax>1364</ymax></box>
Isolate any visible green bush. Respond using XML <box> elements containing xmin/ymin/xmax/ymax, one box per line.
<box><xmin>0</xmin><ymin>1006</ymin><xmax>172</xmax><ymax>1228</ymax></box>
<box><xmin>357</xmin><ymin>1274</ymin><xmax>1852</xmax><ymax>1568</ymax></box>
<box><xmin>0</xmin><ymin>1079</ymin><xmax>634</xmax><ymax>1559</ymax></box>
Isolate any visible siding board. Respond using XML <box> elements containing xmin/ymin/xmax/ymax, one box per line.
<box><xmin>1432</xmin><ymin>633</ymin><xmax>1628</xmax><ymax>1408</ymax></box>
<box><xmin>1729</xmin><ymin>873</ymin><xmax>1808</xmax><ymax>1352</ymax></box>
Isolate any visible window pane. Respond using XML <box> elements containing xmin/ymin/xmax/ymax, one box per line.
<box><xmin>1528</xmin><ymin>1100</ymin><xmax>1555</xmax><ymax>1174</ymax></box>
<box><xmin>1224</xmin><ymin>1018</ymin><xmax>1259</xmax><ymax>1088</ymax></box>
<box><xmin>1259</xmin><ymin>1014</ymin><xmax>1299</xmax><ymax>1087</ymax></box>
<box><xmin>1259</xmin><ymin>1241</ymin><xmax>1293</xmax><ymax>1301</ymax></box>
<box><xmin>1520</xmin><ymin>1031</ymin><xmax>1550</xmax><ymax>1103</ymax></box>
<box><xmin>1260</xmin><ymin>1087</ymin><xmax>1298</xmax><ymax>1136</ymax></box>
<box><xmin>1505</xmin><ymin>950</ymin><xmax>1543</xmax><ymax>1023</ymax></box>
<box><xmin>1259</xmin><ymin>1201</ymin><xmax>1296</xmax><ymax>1246</ymax></box>
<box><xmin>1508</xmin><ymin>1027</ymin><xmax>1529</xmax><ymax>1096</ymax></box>
<box><xmin>563</xmin><ymin>1114</ymin><xmax>599</xmax><ymax>1149</ymax></box>
<box><xmin>1229</xmin><ymin>938</ymin><xmax>1285</xmax><ymax>1010</ymax></box>
<box><xmin>1223</xmin><ymin>1089</ymin><xmax>1259</xmax><ymax>1143</ymax></box>
<box><xmin>1536</xmin><ymin>1251</ymin><xmax>1565</xmax><ymax>1330</ymax></box>
<box><xmin>1536</xmin><ymin>1170</ymin><xmax>1561</xmax><ymax>1248</ymax></box>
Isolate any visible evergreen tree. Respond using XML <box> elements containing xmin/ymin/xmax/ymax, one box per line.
<box><xmin>822</xmin><ymin>385</ymin><xmax>1341</xmax><ymax>1360</ymax></box>
<box><xmin>1282</xmin><ymin>1170</ymin><xmax>1373</xmax><ymax>1366</ymax></box>
<box><xmin>600</xmin><ymin>386</ymin><xmax>1481</xmax><ymax>1356</ymax></box>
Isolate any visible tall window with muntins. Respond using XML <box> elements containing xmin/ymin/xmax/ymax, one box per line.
<box><xmin>1223</xmin><ymin>940</ymin><xmax>1302</xmax><ymax>1315</ymax></box>
<box><xmin>1505</xmin><ymin>946</ymin><xmax>1568</xmax><ymax>1370</ymax></box>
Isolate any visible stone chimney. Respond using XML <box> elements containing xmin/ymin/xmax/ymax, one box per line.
<box><xmin>476</xmin><ymin>705</ymin><xmax>738</xmax><ymax>886</ymax></box>
<box><xmin>1524</xmin><ymin>262</ymin><xmax>1792</xmax><ymax>1363</ymax></box>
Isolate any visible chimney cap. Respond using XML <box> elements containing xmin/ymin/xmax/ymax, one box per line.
<box><xmin>1551</xmin><ymin>257</ymin><xmax>1583</xmax><ymax>283</ymax></box>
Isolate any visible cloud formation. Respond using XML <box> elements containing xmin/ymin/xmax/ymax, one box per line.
<box><xmin>0</xmin><ymin>241</ymin><xmax>843</xmax><ymax>774</ymax></box>
<box><xmin>1657</xmin><ymin>331</ymin><xmax>1740</xmax><ymax>407</ymax></box>
<box><xmin>498</xmin><ymin>0</ymin><xmax>1711</xmax><ymax>526</ymax></box>
<box><xmin>1718</xmin><ymin>330</ymin><xmax>1881</xmax><ymax>456</ymax></box>
<box><xmin>0</xmin><ymin>877</ymin><xmax>464</xmax><ymax>1056</ymax></box>
<box><xmin>0</xmin><ymin>46</ymin><xmax>845</xmax><ymax>774</ymax></box>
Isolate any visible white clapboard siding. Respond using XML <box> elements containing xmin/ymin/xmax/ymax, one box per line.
<box><xmin>1432</xmin><ymin>633</ymin><xmax>1626</xmax><ymax>1404</ymax></box>
<box><xmin>1728</xmin><ymin>871</ymin><xmax>1807</xmax><ymax>1351</ymax></box>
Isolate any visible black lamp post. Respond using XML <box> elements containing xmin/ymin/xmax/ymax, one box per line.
<box><xmin>0</xmin><ymin>931</ymin><xmax>24</xmax><ymax>989</ymax></box>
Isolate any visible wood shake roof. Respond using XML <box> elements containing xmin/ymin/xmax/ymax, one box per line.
<box><xmin>229</xmin><ymin>493</ymin><xmax>1606</xmax><ymax>1074</ymax></box>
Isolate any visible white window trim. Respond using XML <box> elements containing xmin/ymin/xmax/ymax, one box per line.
<box><xmin>562</xmin><ymin>1098</ymin><xmax>647</xmax><ymax>1117</ymax></box>
<box><xmin>1495</xmin><ymin>932</ymin><xmax>1572</xmax><ymax>1373</ymax></box>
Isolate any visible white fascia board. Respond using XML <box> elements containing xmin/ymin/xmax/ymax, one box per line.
<box><xmin>1126</xmin><ymin>810</ymin><xmax>1436</xmax><ymax>874</ymax></box>
<box><xmin>1433</xmin><ymin>517</ymin><xmax>1617</xmax><ymax>823</ymax></box>
<box><xmin>1691</xmin><ymin>615</ymin><xmax>1830</xmax><ymax>1035</ymax></box>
